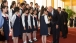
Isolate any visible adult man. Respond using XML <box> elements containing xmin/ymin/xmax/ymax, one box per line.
<box><xmin>48</xmin><ymin>6</ymin><xmax>60</xmax><ymax>43</ymax></box>
<box><xmin>62</xmin><ymin>8</ymin><xmax>68</xmax><ymax>38</ymax></box>
<box><xmin>57</xmin><ymin>7</ymin><xmax>65</xmax><ymax>38</ymax></box>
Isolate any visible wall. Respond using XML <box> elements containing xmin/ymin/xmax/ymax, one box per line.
<box><xmin>62</xmin><ymin>0</ymin><xmax>76</xmax><ymax>17</ymax></box>
<box><xmin>18</xmin><ymin>0</ymin><xmax>52</xmax><ymax>7</ymax></box>
<box><xmin>60</xmin><ymin>0</ymin><xmax>76</xmax><ymax>17</ymax></box>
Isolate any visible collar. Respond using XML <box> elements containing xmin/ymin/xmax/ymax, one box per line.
<box><xmin>2</xmin><ymin>13</ymin><xmax>8</xmax><ymax>17</ymax></box>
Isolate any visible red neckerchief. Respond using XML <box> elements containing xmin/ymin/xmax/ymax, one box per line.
<box><xmin>18</xmin><ymin>14</ymin><xmax>20</xmax><ymax>17</ymax></box>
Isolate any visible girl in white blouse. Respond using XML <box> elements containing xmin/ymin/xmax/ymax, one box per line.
<box><xmin>9</xmin><ymin>1</ymin><xmax>16</xmax><ymax>40</ymax></box>
<box><xmin>27</xmin><ymin>8</ymin><xmax>33</xmax><ymax>43</ymax></box>
<box><xmin>40</xmin><ymin>7</ymin><xmax>49</xmax><ymax>43</ymax></box>
<box><xmin>22</xmin><ymin>8</ymin><xmax>29</xmax><ymax>43</ymax></box>
<box><xmin>32</xmin><ymin>9</ymin><xmax>38</xmax><ymax>41</ymax></box>
<box><xmin>11</xmin><ymin>7</ymin><xmax>20</xmax><ymax>43</ymax></box>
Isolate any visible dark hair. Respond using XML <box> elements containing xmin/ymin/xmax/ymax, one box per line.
<box><xmin>30</xmin><ymin>2</ymin><xmax>33</xmax><ymax>4</ymax></box>
<box><xmin>33</xmin><ymin>9</ymin><xmax>37</xmax><ymax>14</ymax></box>
<box><xmin>25</xmin><ymin>4</ymin><xmax>29</xmax><ymax>8</ymax></box>
<box><xmin>35</xmin><ymin>3</ymin><xmax>38</xmax><ymax>5</ymax></box>
<box><xmin>1</xmin><ymin>6</ymin><xmax>8</xmax><ymax>12</ymax></box>
<box><xmin>20</xmin><ymin>3</ymin><xmax>25</xmax><ymax>7</ymax></box>
<box><xmin>23</xmin><ymin>8</ymin><xmax>29</xmax><ymax>13</ymax></box>
<box><xmin>14</xmin><ymin>7</ymin><xmax>20</xmax><ymax>13</ymax></box>
<box><xmin>62</xmin><ymin>8</ymin><xmax>65</xmax><ymax>11</ymax></box>
<box><xmin>40</xmin><ymin>6</ymin><xmax>44</xmax><ymax>15</ymax></box>
<box><xmin>40</xmin><ymin>7</ymin><xmax>47</xmax><ymax>15</ymax></box>
<box><xmin>26</xmin><ymin>4</ymin><xmax>29</xmax><ymax>6</ymax></box>
<box><xmin>58</xmin><ymin>7</ymin><xmax>61</xmax><ymax>9</ymax></box>
<box><xmin>29</xmin><ymin>7</ymin><xmax>33</xmax><ymax>13</ymax></box>
<box><xmin>10</xmin><ymin>1</ymin><xmax>16</xmax><ymax>9</ymax></box>
<box><xmin>1</xmin><ymin>0</ymin><xmax>7</xmax><ymax>8</ymax></box>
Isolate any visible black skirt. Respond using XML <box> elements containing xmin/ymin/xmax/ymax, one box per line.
<box><xmin>47</xmin><ymin>24</ymin><xmax>51</xmax><ymax>27</ymax></box>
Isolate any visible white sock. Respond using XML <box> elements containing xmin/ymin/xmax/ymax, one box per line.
<box><xmin>34</xmin><ymin>38</ymin><xmax>37</xmax><ymax>39</ymax></box>
<box><xmin>24</xmin><ymin>41</ymin><xmax>26</xmax><ymax>43</ymax></box>
<box><xmin>33</xmin><ymin>38</ymin><xmax>37</xmax><ymax>40</ymax></box>
<box><xmin>29</xmin><ymin>39</ymin><xmax>31</xmax><ymax>41</ymax></box>
<box><xmin>29</xmin><ymin>39</ymin><xmax>32</xmax><ymax>42</ymax></box>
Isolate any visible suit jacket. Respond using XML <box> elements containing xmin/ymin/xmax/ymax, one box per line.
<box><xmin>63</xmin><ymin>12</ymin><xmax>68</xmax><ymax>23</ymax></box>
<box><xmin>59</xmin><ymin>11</ymin><xmax>65</xmax><ymax>25</ymax></box>
<box><xmin>48</xmin><ymin>9</ymin><xmax>60</xmax><ymax>25</ymax></box>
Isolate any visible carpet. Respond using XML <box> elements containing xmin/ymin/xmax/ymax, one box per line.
<box><xmin>8</xmin><ymin>27</ymin><xmax>76</xmax><ymax>43</ymax></box>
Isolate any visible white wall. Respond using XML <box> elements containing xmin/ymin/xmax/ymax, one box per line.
<box><xmin>54</xmin><ymin>0</ymin><xmax>64</xmax><ymax>9</ymax></box>
<box><xmin>42</xmin><ymin>0</ymin><xmax>46</xmax><ymax>7</ymax></box>
<box><xmin>47</xmin><ymin>0</ymin><xmax>51</xmax><ymax>7</ymax></box>
<box><xmin>73</xmin><ymin>6</ymin><xmax>76</xmax><ymax>17</ymax></box>
<box><xmin>54</xmin><ymin>0</ymin><xmax>58</xmax><ymax>9</ymax></box>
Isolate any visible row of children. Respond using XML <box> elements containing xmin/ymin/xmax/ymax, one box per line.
<box><xmin>0</xmin><ymin>1</ymin><xmax>50</xmax><ymax>43</ymax></box>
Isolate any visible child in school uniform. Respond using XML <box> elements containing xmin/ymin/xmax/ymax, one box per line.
<box><xmin>0</xmin><ymin>28</ymin><xmax>5</xmax><ymax>43</ymax></box>
<box><xmin>11</xmin><ymin>7</ymin><xmax>21</xmax><ymax>43</ymax></box>
<box><xmin>22</xmin><ymin>8</ymin><xmax>29</xmax><ymax>43</ymax></box>
<box><xmin>9</xmin><ymin>1</ymin><xmax>16</xmax><ymax>39</ymax></box>
<box><xmin>40</xmin><ymin>7</ymin><xmax>49</xmax><ymax>43</ymax></box>
<box><xmin>0</xmin><ymin>7</ymin><xmax>5</xmax><ymax>43</ymax></box>
<box><xmin>32</xmin><ymin>9</ymin><xmax>38</xmax><ymax>42</ymax></box>
<box><xmin>27</xmin><ymin>8</ymin><xmax>33</xmax><ymax>43</ymax></box>
<box><xmin>1</xmin><ymin>6</ymin><xmax>10</xmax><ymax>43</ymax></box>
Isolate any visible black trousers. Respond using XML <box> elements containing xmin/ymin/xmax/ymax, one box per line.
<box><xmin>52</xmin><ymin>23</ymin><xmax>60</xmax><ymax>43</ymax></box>
<box><xmin>62</xmin><ymin>24</ymin><xmax>68</xmax><ymax>37</ymax></box>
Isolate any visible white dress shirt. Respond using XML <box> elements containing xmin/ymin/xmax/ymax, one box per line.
<box><xmin>38</xmin><ymin>12</ymin><xmax>40</xmax><ymax>20</ymax></box>
<box><xmin>11</xmin><ymin>13</ymin><xmax>16</xmax><ymax>27</ymax></box>
<box><xmin>33</xmin><ymin>15</ymin><xmax>37</xmax><ymax>26</ymax></box>
<box><xmin>51</xmin><ymin>10</ymin><xmax>54</xmax><ymax>15</ymax></box>
<box><xmin>28</xmin><ymin>14</ymin><xmax>32</xmax><ymax>27</ymax></box>
<box><xmin>44</xmin><ymin>14</ymin><xmax>49</xmax><ymax>24</ymax></box>
<box><xmin>22</xmin><ymin>13</ymin><xmax>25</xmax><ymax>27</ymax></box>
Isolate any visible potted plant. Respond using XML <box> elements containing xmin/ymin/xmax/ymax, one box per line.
<box><xmin>65</xmin><ymin>6</ymin><xmax>76</xmax><ymax>19</ymax></box>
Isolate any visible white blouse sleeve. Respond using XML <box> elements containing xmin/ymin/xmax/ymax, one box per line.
<box><xmin>33</xmin><ymin>16</ymin><xmax>35</xmax><ymax>26</ymax></box>
<box><xmin>22</xmin><ymin>14</ymin><xmax>25</xmax><ymax>27</ymax></box>
<box><xmin>28</xmin><ymin>15</ymin><xmax>31</xmax><ymax>27</ymax></box>
<box><xmin>38</xmin><ymin>12</ymin><xmax>40</xmax><ymax>20</ymax></box>
<box><xmin>8</xmin><ymin>14</ymin><xmax>11</xmax><ymax>29</ymax></box>
<box><xmin>19</xmin><ymin>9</ymin><xmax>22</xmax><ymax>15</ymax></box>
<box><xmin>9</xmin><ymin>9</ymin><xmax>12</xmax><ymax>20</ymax></box>
<box><xmin>44</xmin><ymin>15</ymin><xmax>49</xmax><ymax>24</ymax></box>
<box><xmin>11</xmin><ymin>14</ymin><xmax>16</xmax><ymax>27</ymax></box>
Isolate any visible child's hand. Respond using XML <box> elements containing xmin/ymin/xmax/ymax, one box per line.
<box><xmin>34</xmin><ymin>26</ymin><xmax>36</xmax><ymax>29</ymax></box>
<box><xmin>24</xmin><ymin>27</ymin><xmax>26</xmax><ymax>30</ymax></box>
<box><xmin>30</xmin><ymin>26</ymin><xmax>32</xmax><ymax>29</ymax></box>
<box><xmin>1</xmin><ymin>30</ymin><xmax>4</xmax><ymax>36</ymax></box>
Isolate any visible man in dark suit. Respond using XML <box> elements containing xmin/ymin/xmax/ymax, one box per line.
<box><xmin>48</xmin><ymin>6</ymin><xmax>60</xmax><ymax>43</ymax></box>
<box><xmin>62</xmin><ymin>8</ymin><xmax>68</xmax><ymax>38</ymax></box>
<box><xmin>57</xmin><ymin>7</ymin><xmax>66</xmax><ymax>38</ymax></box>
